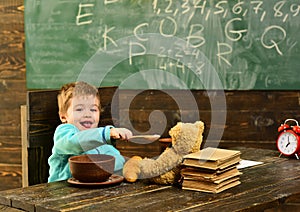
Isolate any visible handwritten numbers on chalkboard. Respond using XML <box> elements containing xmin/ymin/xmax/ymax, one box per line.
<box><xmin>232</xmin><ymin>1</ymin><xmax>245</xmax><ymax>15</ymax></box>
<box><xmin>181</xmin><ymin>0</ymin><xmax>191</xmax><ymax>14</ymax></box>
<box><xmin>274</xmin><ymin>1</ymin><xmax>288</xmax><ymax>19</ymax></box>
<box><xmin>290</xmin><ymin>4</ymin><xmax>300</xmax><ymax>16</ymax></box>
<box><xmin>215</xmin><ymin>1</ymin><xmax>227</xmax><ymax>17</ymax></box>
<box><xmin>274</xmin><ymin>1</ymin><xmax>300</xmax><ymax>22</ymax></box>
<box><xmin>251</xmin><ymin>1</ymin><xmax>263</xmax><ymax>14</ymax></box>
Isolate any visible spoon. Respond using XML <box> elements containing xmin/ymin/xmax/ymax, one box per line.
<box><xmin>128</xmin><ymin>134</ymin><xmax>160</xmax><ymax>144</ymax></box>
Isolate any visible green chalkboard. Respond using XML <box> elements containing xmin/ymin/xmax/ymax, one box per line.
<box><xmin>25</xmin><ymin>0</ymin><xmax>300</xmax><ymax>90</ymax></box>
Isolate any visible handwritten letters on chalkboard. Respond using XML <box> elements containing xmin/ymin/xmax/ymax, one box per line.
<box><xmin>25</xmin><ymin>0</ymin><xmax>300</xmax><ymax>89</ymax></box>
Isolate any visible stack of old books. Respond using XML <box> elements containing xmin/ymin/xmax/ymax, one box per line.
<box><xmin>181</xmin><ymin>147</ymin><xmax>242</xmax><ymax>193</ymax></box>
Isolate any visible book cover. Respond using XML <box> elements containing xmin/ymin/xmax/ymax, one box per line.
<box><xmin>181</xmin><ymin>163</ymin><xmax>237</xmax><ymax>175</ymax></box>
<box><xmin>182</xmin><ymin>177</ymin><xmax>241</xmax><ymax>193</ymax></box>
<box><xmin>181</xmin><ymin>167</ymin><xmax>242</xmax><ymax>183</ymax></box>
<box><xmin>183</xmin><ymin>147</ymin><xmax>241</xmax><ymax>170</ymax></box>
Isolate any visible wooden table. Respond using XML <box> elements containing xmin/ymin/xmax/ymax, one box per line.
<box><xmin>0</xmin><ymin>148</ymin><xmax>300</xmax><ymax>212</ymax></box>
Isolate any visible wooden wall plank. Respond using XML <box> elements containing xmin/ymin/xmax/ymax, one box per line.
<box><xmin>118</xmin><ymin>90</ymin><xmax>300</xmax><ymax>143</ymax></box>
<box><xmin>21</xmin><ymin>105</ymin><xmax>28</xmax><ymax>187</ymax></box>
<box><xmin>0</xmin><ymin>147</ymin><xmax>21</xmax><ymax>164</ymax></box>
<box><xmin>0</xmin><ymin>0</ymin><xmax>25</xmax><ymax>191</ymax></box>
<box><xmin>0</xmin><ymin>164</ymin><xmax>22</xmax><ymax>191</ymax></box>
<box><xmin>24</xmin><ymin>88</ymin><xmax>300</xmax><ymax>186</ymax></box>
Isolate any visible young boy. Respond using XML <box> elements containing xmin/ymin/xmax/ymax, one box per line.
<box><xmin>48</xmin><ymin>81</ymin><xmax>132</xmax><ymax>182</ymax></box>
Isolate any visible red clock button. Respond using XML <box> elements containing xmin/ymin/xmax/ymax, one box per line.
<box><xmin>278</xmin><ymin>124</ymin><xmax>290</xmax><ymax>132</ymax></box>
<box><xmin>293</xmin><ymin>126</ymin><xmax>300</xmax><ymax>134</ymax></box>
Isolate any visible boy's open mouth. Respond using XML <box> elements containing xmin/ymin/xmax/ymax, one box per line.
<box><xmin>80</xmin><ymin>121</ymin><xmax>93</xmax><ymax>128</ymax></box>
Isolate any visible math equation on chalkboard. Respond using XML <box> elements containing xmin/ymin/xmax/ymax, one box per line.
<box><xmin>25</xmin><ymin>0</ymin><xmax>300</xmax><ymax>90</ymax></box>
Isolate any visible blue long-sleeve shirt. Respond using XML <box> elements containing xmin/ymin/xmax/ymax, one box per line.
<box><xmin>48</xmin><ymin>124</ymin><xmax>125</xmax><ymax>182</ymax></box>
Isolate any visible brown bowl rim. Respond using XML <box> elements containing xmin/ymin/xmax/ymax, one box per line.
<box><xmin>68</xmin><ymin>154</ymin><xmax>115</xmax><ymax>164</ymax></box>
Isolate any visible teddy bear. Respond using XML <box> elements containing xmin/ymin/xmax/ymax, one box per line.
<box><xmin>123</xmin><ymin>121</ymin><xmax>204</xmax><ymax>184</ymax></box>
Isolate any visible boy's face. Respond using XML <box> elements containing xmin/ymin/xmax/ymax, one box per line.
<box><xmin>62</xmin><ymin>95</ymin><xmax>100</xmax><ymax>131</ymax></box>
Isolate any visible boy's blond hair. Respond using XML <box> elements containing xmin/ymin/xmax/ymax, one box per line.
<box><xmin>57</xmin><ymin>81</ymin><xmax>101</xmax><ymax>117</ymax></box>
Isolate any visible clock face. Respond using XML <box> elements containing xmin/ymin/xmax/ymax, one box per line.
<box><xmin>277</xmin><ymin>131</ymin><xmax>299</xmax><ymax>155</ymax></box>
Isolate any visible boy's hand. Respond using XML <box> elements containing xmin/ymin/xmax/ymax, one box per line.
<box><xmin>110</xmin><ymin>128</ymin><xmax>133</xmax><ymax>141</ymax></box>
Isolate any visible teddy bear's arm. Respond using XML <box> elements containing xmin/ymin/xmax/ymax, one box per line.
<box><xmin>139</xmin><ymin>147</ymin><xmax>183</xmax><ymax>179</ymax></box>
<box><xmin>123</xmin><ymin>156</ymin><xmax>142</xmax><ymax>182</ymax></box>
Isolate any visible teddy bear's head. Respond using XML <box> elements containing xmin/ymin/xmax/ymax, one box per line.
<box><xmin>169</xmin><ymin>121</ymin><xmax>204</xmax><ymax>155</ymax></box>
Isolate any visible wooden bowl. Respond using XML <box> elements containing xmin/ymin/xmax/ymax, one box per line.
<box><xmin>69</xmin><ymin>154</ymin><xmax>115</xmax><ymax>182</ymax></box>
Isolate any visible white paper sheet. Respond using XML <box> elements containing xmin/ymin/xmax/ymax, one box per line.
<box><xmin>237</xmin><ymin>160</ymin><xmax>263</xmax><ymax>169</ymax></box>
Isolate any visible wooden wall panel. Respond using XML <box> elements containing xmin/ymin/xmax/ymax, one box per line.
<box><xmin>118</xmin><ymin>90</ymin><xmax>300</xmax><ymax>150</ymax></box>
<box><xmin>0</xmin><ymin>164</ymin><xmax>22</xmax><ymax>191</ymax></box>
<box><xmin>0</xmin><ymin>0</ymin><xmax>25</xmax><ymax>191</ymax></box>
<box><xmin>0</xmin><ymin>136</ymin><xmax>21</xmax><ymax>164</ymax></box>
<box><xmin>24</xmin><ymin>88</ymin><xmax>300</xmax><ymax>186</ymax></box>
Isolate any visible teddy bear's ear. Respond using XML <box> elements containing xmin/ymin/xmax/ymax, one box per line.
<box><xmin>195</xmin><ymin>121</ymin><xmax>205</xmax><ymax>131</ymax></box>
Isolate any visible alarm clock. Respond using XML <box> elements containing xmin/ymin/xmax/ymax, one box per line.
<box><xmin>277</xmin><ymin>119</ymin><xmax>300</xmax><ymax>159</ymax></box>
